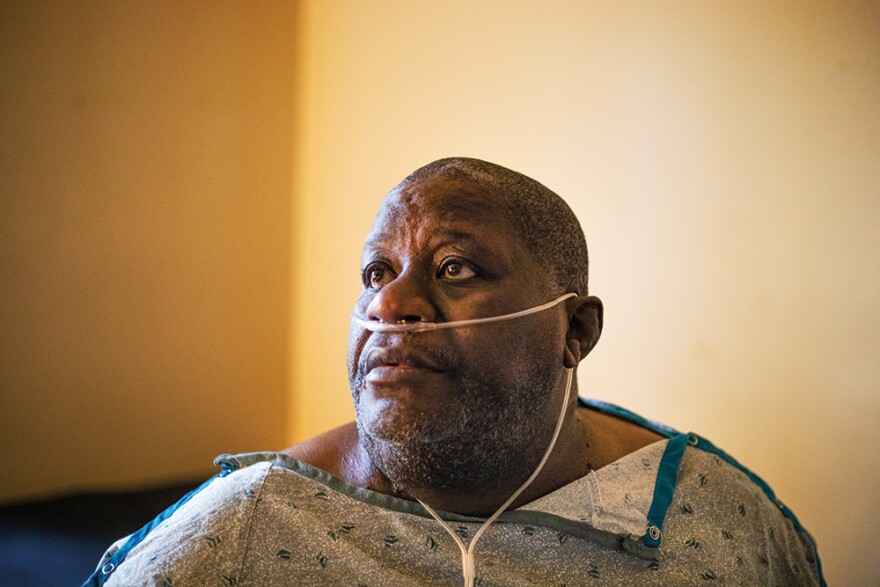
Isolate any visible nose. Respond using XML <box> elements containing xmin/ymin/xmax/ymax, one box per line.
<box><xmin>365</xmin><ymin>271</ymin><xmax>438</xmax><ymax>325</ymax></box>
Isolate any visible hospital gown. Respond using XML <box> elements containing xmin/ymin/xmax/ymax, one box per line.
<box><xmin>83</xmin><ymin>401</ymin><xmax>824</xmax><ymax>586</ymax></box>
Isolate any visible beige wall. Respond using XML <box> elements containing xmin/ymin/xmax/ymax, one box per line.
<box><xmin>0</xmin><ymin>2</ymin><xmax>293</xmax><ymax>501</ymax></box>
<box><xmin>291</xmin><ymin>1</ymin><xmax>879</xmax><ymax>585</ymax></box>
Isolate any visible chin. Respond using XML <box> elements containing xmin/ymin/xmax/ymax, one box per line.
<box><xmin>356</xmin><ymin>403</ymin><xmax>470</xmax><ymax>447</ymax></box>
<box><xmin>358</xmin><ymin>417</ymin><xmax>539</xmax><ymax>496</ymax></box>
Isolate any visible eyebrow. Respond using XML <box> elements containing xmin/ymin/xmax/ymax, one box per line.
<box><xmin>362</xmin><ymin>234</ymin><xmax>384</xmax><ymax>251</ymax></box>
<box><xmin>363</xmin><ymin>230</ymin><xmax>490</xmax><ymax>253</ymax></box>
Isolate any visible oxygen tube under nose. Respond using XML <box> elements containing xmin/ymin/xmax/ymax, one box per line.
<box><xmin>351</xmin><ymin>293</ymin><xmax>578</xmax><ymax>587</ymax></box>
<box><xmin>350</xmin><ymin>292</ymin><xmax>576</xmax><ymax>333</ymax></box>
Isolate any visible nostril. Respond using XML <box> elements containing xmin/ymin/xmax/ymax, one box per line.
<box><xmin>399</xmin><ymin>315</ymin><xmax>422</xmax><ymax>324</ymax></box>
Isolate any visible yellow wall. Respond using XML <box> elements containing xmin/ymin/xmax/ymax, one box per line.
<box><xmin>0</xmin><ymin>2</ymin><xmax>293</xmax><ymax>501</ymax></box>
<box><xmin>291</xmin><ymin>2</ymin><xmax>879</xmax><ymax>585</ymax></box>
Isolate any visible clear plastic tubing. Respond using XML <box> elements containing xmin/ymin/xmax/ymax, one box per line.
<box><xmin>350</xmin><ymin>292</ymin><xmax>576</xmax><ymax>333</ymax></box>
<box><xmin>350</xmin><ymin>292</ymin><xmax>578</xmax><ymax>586</ymax></box>
<box><xmin>417</xmin><ymin>367</ymin><xmax>573</xmax><ymax>587</ymax></box>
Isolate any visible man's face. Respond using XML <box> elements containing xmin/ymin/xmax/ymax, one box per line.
<box><xmin>347</xmin><ymin>176</ymin><xmax>572</xmax><ymax>493</ymax></box>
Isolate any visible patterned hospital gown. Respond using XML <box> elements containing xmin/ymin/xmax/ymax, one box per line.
<box><xmin>83</xmin><ymin>401</ymin><xmax>824</xmax><ymax>586</ymax></box>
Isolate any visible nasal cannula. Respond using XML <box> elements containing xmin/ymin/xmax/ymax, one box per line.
<box><xmin>351</xmin><ymin>292</ymin><xmax>578</xmax><ymax>587</ymax></box>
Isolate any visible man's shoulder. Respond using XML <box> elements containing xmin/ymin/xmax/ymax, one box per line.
<box><xmin>579</xmin><ymin>399</ymin><xmax>822</xmax><ymax>584</ymax></box>
<box><xmin>676</xmin><ymin>443</ymin><xmax>782</xmax><ymax>512</ymax></box>
<box><xmin>88</xmin><ymin>460</ymin><xmax>274</xmax><ymax>585</ymax></box>
<box><xmin>280</xmin><ymin>421</ymin><xmax>361</xmax><ymax>480</ymax></box>
<box><xmin>668</xmin><ymin>445</ymin><xmax>823</xmax><ymax>584</ymax></box>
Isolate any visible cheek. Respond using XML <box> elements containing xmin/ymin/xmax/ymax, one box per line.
<box><xmin>464</xmin><ymin>317</ymin><xmax>566</xmax><ymax>375</ymax></box>
<box><xmin>440</xmin><ymin>340</ymin><xmax>521</xmax><ymax>394</ymax></box>
<box><xmin>347</xmin><ymin>328</ymin><xmax>369</xmax><ymax>384</ymax></box>
<box><xmin>353</xmin><ymin>291</ymin><xmax>372</xmax><ymax>315</ymax></box>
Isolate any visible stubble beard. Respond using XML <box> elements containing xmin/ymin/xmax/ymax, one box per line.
<box><xmin>352</xmin><ymin>359</ymin><xmax>560</xmax><ymax>498</ymax></box>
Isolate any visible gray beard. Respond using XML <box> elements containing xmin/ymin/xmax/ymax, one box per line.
<box><xmin>354</xmin><ymin>361</ymin><xmax>560</xmax><ymax>497</ymax></box>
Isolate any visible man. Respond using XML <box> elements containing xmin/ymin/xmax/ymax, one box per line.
<box><xmin>84</xmin><ymin>158</ymin><xmax>824</xmax><ymax>586</ymax></box>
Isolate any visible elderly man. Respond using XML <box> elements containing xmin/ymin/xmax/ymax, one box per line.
<box><xmin>85</xmin><ymin>158</ymin><xmax>824</xmax><ymax>586</ymax></box>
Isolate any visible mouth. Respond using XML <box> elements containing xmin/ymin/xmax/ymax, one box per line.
<box><xmin>363</xmin><ymin>346</ymin><xmax>445</xmax><ymax>384</ymax></box>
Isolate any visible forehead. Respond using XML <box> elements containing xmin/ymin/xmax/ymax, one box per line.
<box><xmin>367</xmin><ymin>177</ymin><xmax>522</xmax><ymax>248</ymax></box>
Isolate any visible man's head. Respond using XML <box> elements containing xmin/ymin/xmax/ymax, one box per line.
<box><xmin>347</xmin><ymin>158</ymin><xmax>602</xmax><ymax>498</ymax></box>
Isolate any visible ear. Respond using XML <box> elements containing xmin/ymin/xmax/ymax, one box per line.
<box><xmin>563</xmin><ymin>296</ymin><xmax>603</xmax><ymax>368</ymax></box>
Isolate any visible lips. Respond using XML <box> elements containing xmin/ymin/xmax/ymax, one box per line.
<box><xmin>364</xmin><ymin>346</ymin><xmax>445</xmax><ymax>375</ymax></box>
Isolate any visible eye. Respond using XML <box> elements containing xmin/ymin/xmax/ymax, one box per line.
<box><xmin>439</xmin><ymin>259</ymin><xmax>477</xmax><ymax>281</ymax></box>
<box><xmin>363</xmin><ymin>262</ymin><xmax>395</xmax><ymax>289</ymax></box>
